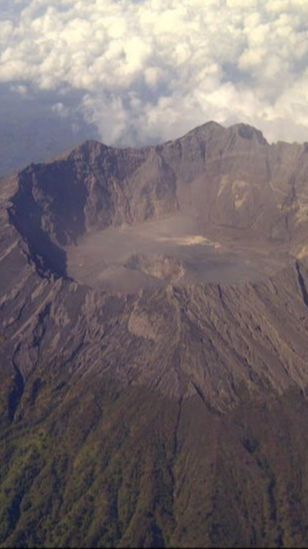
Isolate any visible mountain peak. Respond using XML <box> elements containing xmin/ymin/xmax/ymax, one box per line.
<box><xmin>229</xmin><ymin>122</ymin><xmax>268</xmax><ymax>144</ymax></box>
<box><xmin>173</xmin><ymin>120</ymin><xmax>268</xmax><ymax>148</ymax></box>
<box><xmin>180</xmin><ymin>120</ymin><xmax>225</xmax><ymax>141</ymax></box>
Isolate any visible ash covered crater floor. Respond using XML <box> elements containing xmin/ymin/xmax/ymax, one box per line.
<box><xmin>66</xmin><ymin>213</ymin><xmax>290</xmax><ymax>292</ymax></box>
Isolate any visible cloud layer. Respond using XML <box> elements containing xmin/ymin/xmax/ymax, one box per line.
<box><xmin>0</xmin><ymin>0</ymin><xmax>307</xmax><ymax>145</ymax></box>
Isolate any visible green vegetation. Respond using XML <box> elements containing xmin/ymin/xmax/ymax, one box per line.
<box><xmin>1</xmin><ymin>370</ymin><xmax>308</xmax><ymax>547</ymax></box>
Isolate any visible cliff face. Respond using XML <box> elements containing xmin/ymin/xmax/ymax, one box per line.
<box><xmin>1</xmin><ymin>122</ymin><xmax>308</xmax><ymax>547</ymax></box>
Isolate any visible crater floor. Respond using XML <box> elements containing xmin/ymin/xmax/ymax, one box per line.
<box><xmin>66</xmin><ymin>214</ymin><xmax>290</xmax><ymax>292</ymax></box>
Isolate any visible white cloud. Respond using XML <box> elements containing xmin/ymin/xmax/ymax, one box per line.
<box><xmin>0</xmin><ymin>0</ymin><xmax>307</xmax><ymax>144</ymax></box>
<box><xmin>10</xmin><ymin>83</ymin><xmax>28</xmax><ymax>95</ymax></box>
<box><xmin>51</xmin><ymin>102</ymin><xmax>69</xmax><ymax>117</ymax></box>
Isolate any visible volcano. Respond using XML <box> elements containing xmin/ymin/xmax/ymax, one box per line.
<box><xmin>0</xmin><ymin>121</ymin><xmax>308</xmax><ymax>547</ymax></box>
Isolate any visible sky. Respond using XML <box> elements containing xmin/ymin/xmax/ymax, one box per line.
<box><xmin>0</xmin><ymin>0</ymin><xmax>307</xmax><ymax>166</ymax></box>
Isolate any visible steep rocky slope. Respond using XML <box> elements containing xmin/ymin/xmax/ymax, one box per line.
<box><xmin>0</xmin><ymin>122</ymin><xmax>308</xmax><ymax>547</ymax></box>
